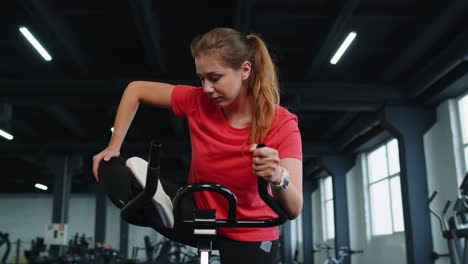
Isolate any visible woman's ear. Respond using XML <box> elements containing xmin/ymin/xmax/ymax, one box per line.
<box><xmin>241</xmin><ymin>60</ymin><xmax>252</xmax><ymax>80</ymax></box>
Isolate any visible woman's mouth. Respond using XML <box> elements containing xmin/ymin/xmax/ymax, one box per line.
<box><xmin>212</xmin><ymin>97</ymin><xmax>222</xmax><ymax>103</ymax></box>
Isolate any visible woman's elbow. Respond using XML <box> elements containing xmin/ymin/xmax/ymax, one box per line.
<box><xmin>287</xmin><ymin>200</ymin><xmax>303</xmax><ymax>220</ymax></box>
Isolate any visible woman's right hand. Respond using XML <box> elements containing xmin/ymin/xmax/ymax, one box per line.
<box><xmin>92</xmin><ymin>147</ymin><xmax>120</xmax><ymax>182</ymax></box>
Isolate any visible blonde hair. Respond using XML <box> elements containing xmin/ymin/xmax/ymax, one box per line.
<box><xmin>190</xmin><ymin>27</ymin><xmax>280</xmax><ymax>143</ymax></box>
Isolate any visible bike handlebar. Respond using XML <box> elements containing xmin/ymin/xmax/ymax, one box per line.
<box><xmin>173</xmin><ymin>143</ymin><xmax>288</xmax><ymax>227</ymax></box>
<box><xmin>122</xmin><ymin>141</ymin><xmax>288</xmax><ymax>228</ymax></box>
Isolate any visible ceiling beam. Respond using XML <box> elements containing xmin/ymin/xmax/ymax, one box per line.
<box><xmin>303</xmin><ymin>158</ymin><xmax>321</xmax><ymax>177</ymax></box>
<box><xmin>407</xmin><ymin>27</ymin><xmax>468</xmax><ymax>98</ymax></box>
<box><xmin>128</xmin><ymin>0</ymin><xmax>166</xmax><ymax>75</ymax></box>
<box><xmin>382</xmin><ymin>0</ymin><xmax>468</xmax><ymax>81</ymax></box>
<box><xmin>423</xmin><ymin>62</ymin><xmax>468</xmax><ymax>106</ymax></box>
<box><xmin>0</xmin><ymin>140</ymin><xmax>189</xmax><ymax>157</ymax></box>
<box><xmin>19</xmin><ymin>0</ymin><xmax>89</xmax><ymax>74</ymax></box>
<box><xmin>286</xmin><ymin>82</ymin><xmax>406</xmax><ymax>111</ymax></box>
<box><xmin>0</xmin><ymin>139</ymin><xmax>334</xmax><ymax>158</ymax></box>
<box><xmin>351</xmin><ymin>127</ymin><xmax>390</xmax><ymax>154</ymax></box>
<box><xmin>321</xmin><ymin>111</ymin><xmax>359</xmax><ymax>140</ymax></box>
<box><xmin>332</xmin><ymin>112</ymin><xmax>380</xmax><ymax>152</ymax></box>
<box><xmin>305</xmin><ymin>0</ymin><xmax>360</xmax><ymax>78</ymax></box>
<box><xmin>302</xmin><ymin>141</ymin><xmax>338</xmax><ymax>157</ymax></box>
<box><xmin>0</xmin><ymin>80</ymin><xmax>406</xmax><ymax>110</ymax></box>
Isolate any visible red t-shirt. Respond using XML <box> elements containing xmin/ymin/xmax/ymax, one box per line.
<box><xmin>170</xmin><ymin>85</ymin><xmax>302</xmax><ymax>241</ymax></box>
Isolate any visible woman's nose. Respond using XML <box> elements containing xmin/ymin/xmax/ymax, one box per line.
<box><xmin>202</xmin><ymin>82</ymin><xmax>214</xmax><ymax>93</ymax></box>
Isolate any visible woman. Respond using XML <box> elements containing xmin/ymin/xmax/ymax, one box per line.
<box><xmin>92</xmin><ymin>27</ymin><xmax>303</xmax><ymax>264</ymax></box>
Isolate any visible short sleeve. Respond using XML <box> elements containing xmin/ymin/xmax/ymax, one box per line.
<box><xmin>170</xmin><ymin>85</ymin><xmax>200</xmax><ymax>117</ymax></box>
<box><xmin>277</xmin><ymin>119</ymin><xmax>303</xmax><ymax>161</ymax></box>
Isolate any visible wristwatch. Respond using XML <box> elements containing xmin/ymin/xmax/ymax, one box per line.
<box><xmin>271</xmin><ymin>167</ymin><xmax>290</xmax><ymax>191</ymax></box>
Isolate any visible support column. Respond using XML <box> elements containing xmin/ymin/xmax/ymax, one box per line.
<box><xmin>120</xmin><ymin>220</ymin><xmax>129</xmax><ymax>258</ymax></box>
<box><xmin>47</xmin><ymin>155</ymin><xmax>81</xmax><ymax>257</ymax></box>
<box><xmin>302</xmin><ymin>178</ymin><xmax>318</xmax><ymax>264</ymax></box>
<box><xmin>379</xmin><ymin>105</ymin><xmax>436</xmax><ymax>264</ymax></box>
<box><xmin>321</xmin><ymin>155</ymin><xmax>355</xmax><ymax>264</ymax></box>
<box><xmin>95</xmin><ymin>187</ymin><xmax>107</xmax><ymax>244</ymax></box>
<box><xmin>282</xmin><ymin>221</ymin><xmax>292</xmax><ymax>262</ymax></box>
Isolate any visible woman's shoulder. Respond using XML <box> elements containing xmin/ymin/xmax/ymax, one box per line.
<box><xmin>173</xmin><ymin>84</ymin><xmax>216</xmax><ymax>112</ymax></box>
<box><xmin>174</xmin><ymin>84</ymin><xmax>202</xmax><ymax>95</ymax></box>
<box><xmin>275</xmin><ymin>105</ymin><xmax>298</xmax><ymax>123</ymax></box>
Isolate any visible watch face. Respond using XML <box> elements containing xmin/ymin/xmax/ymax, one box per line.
<box><xmin>283</xmin><ymin>174</ymin><xmax>290</xmax><ymax>189</ymax></box>
<box><xmin>282</xmin><ymin>170</ymin><xmax>290</xmax><ymax>189</ymax></box>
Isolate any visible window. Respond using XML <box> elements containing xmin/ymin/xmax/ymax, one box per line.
<box><xmin>366</xmin><ymin>139</ymin><xmax>404</xmax><ymax>235</ymax></box>
<box><xmin>458</xmin><ymin>94</ymin><xmax>468</xmax><ymax>172</ymax></box>
<box><xmin>321</xmin><ymin>176</ymin><xmax>335</xmax><ymax>239</ymax></box>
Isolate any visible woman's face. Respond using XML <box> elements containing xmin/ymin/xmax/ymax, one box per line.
<box><xmin>195</xmin><ymin>53</ymin><xmax>251</xmax><ymax>107</ymax></box>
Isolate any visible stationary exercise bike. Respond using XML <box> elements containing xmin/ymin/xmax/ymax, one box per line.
<box><xmin>312</xmin><ymin>242</ymin><xmax>363</xmax><ymax>264</ymax></box>
<box><xmin>99</xmin><ymin>141</ymin><xmax>288</xmax><ymax>264</ymax></box>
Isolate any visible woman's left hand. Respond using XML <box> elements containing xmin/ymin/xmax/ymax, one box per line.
<box><xmin>250</xmin><ymin>144</ymin><xmax>282</xmax><ymax>185</ymax></box>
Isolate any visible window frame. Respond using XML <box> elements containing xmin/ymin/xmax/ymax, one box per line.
<box><xmin>365</xmin><ymin>139</ymin><xmax>404</xmax><ymax>236</ymax></box>
<box><xmin>321</xmin><ymin>176</ymin><xmax>335</xmax><ymax>240</ymax></box>
<box><xmin>457</xmin><ymin>93</ymin><xmax>468</xmax><ymax>174</ymax></box>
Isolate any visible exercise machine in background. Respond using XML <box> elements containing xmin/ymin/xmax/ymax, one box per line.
<box><xmin>429</xmin><ymin>172</ymin><xmax>468</xmax><ymax>264</ymax></box>
<box><xmin>0</xmin><ymin>232</ymin><xmax>11</xmax><ymax>264</ymax></box>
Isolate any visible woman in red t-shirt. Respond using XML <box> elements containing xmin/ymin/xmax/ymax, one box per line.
<box><xmin>93</xmin><ymin>27</ymin><xmax>303</xmax><ymax>264</ymax></box>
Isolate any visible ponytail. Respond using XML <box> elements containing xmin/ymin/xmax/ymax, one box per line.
<box><xmin>246</xmin><ymin>34</ymin><xmax>279</xmax><ymax>143</ymax></box>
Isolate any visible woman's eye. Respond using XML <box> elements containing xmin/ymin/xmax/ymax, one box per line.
<box><xmin>209</xmin><ymin>76</ymin><xmax>220</xmax><ymax>82</ymax></box>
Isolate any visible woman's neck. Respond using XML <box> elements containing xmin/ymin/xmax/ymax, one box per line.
<box><xmin>222</xmin><ymin>95</ymin><xmax>253</xmax><ymax>129</ymax></box>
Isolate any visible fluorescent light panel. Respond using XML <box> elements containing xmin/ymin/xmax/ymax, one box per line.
<box><xmin>330</xmin><ymin>31</ymin><xmax>357</xmax><ymax>65</ymax></box>
<box><xmin>34</xmin><ymin>183</ymin><xmax>48</xmax><ymax>191</ymax></box>
<box><xmin>0</xmin><ymin>129</ymin><xmax>13</xmax><ymax>140</ymax></box>
<box><xmin>19</xmin><ymin>27</ymin><xmax>52</xmax><ymax>61</ymax></box>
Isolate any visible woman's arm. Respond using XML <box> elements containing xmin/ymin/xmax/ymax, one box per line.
<box><xmin>273</xmin><ymin>158</ymin><xmax>303</xmax><ymax>219</ymax></box>
<box><xmin>251</xmin><ymin>146</ymin><xmax>303</xmax><ymax>219</ymax></box>
<box><xmin>92</xmin><ymin>81</ymin><xmax>175</xmax><ymax>180</ymax></box>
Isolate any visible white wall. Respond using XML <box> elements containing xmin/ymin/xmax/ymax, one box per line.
<box><xmin>0</xmin><ymin>194</ymin><xmax>53</xmax><ymax>244</ymax></box>
<box><xmin>105</xmin><ymin>197</ymin><xmax>121</xmax><ymax>250</ymax></box>
<box><xmin>0</xmin><ymin>193</ymin><xmax>164</xmax><ymax>262</ymax></box>
<box><xmin>68</xmin><ymin>194</ymin><xmax>96</xmax><ymax>245</ymax></box>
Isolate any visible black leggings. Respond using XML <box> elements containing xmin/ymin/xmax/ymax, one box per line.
<box><xmin>216</xmin><ymin>237</ymin><xmax>279</xmax><ymax>264</ymax></box>
<box><xmin>98</xmin><ymin>157</ymin><xmax>279</xmax><ymax>263</ymax></box>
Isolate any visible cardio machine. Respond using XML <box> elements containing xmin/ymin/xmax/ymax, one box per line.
<box><xmin>0</xmin><ymin>232</ymin><xmax>11</xmax><ymax>264</ymax></box>
<box><xmin>98</xmin><ymin>141</ymin><xmax>288</xmax><ymax>264</ymax></box>
<box><xmin>429</xmin><ymin>172</ymin><xmax>468</xmax><ymax>264</ymax></box>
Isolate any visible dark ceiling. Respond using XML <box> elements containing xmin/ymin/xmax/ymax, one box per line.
<box><xmin>1</xmin><ymin>0</ymin><xmax>468</xmax><ymax>193</ymax></box>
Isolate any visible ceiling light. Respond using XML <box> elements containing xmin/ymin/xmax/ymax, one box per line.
<box><xmin>0</xmin><ymin>129</ymin><xmax>13</xmax><ymax>140</ymax></box>
<box><xmin>330</xmin><ymin>31</ymin><xmax>356</xmax><ymax>65</ymax></box>
<box><xmin>34</xmin><ymin>183</ymin><xmax>48</xmax><ymax>191</ymax></box>
<box><xmin>19</xmin><ymin>26</ymin><xmax>52</xmax><ymax>61</ymax></box>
